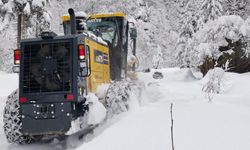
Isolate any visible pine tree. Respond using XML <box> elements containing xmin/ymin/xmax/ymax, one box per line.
<box><xmin>0</xmin><ymin>0</ymin><xmax>50</xmax><ymax>37</ymax></box>
<box><xmin>199</xmin><ymin>0</ymin><xmax>223</xmax><ymax>23</ymax></box>
<box><xmin>152</xmin><ymin>46</ymin><xmax>164</xmax><ymax>69</ymax></box>
<box><xmin>225</xmin><ymin>0</ymin><xmax>249</xmax><ymax>18</ymax></box>
<box><xmin>175</xmin><ymin>0</ymin><xmax>200</xmax><ymax>67</ymax></box>
<box><xmin>0</xmin><ymin>0</ymin><xmax>50</xmax><ymax>72</ymax></box>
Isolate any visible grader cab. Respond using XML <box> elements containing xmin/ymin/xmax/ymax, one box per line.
<box><xmin>3</xmin><ymin>8</ymin><xmax>137</xmax><ymax>144</ymax></box>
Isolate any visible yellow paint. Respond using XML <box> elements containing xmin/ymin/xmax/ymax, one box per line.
<box><xmin>61</xmin><ymin>15</ymin><xmax>70</xmax><ymax>22</ymax></box>
<box><xmin>89</xmin><ymin>12</ymin><xmax>126</xmax><ymax>19</ymax></box>
<box><xmin>85</xmin><ymin>38</ymin><xmax>110</xmax><ymax>94</ymax></box>
<box><xmin>61</xmin><ymin>12</ymin><xmax>126</xmax><ymax>22</ymax></box>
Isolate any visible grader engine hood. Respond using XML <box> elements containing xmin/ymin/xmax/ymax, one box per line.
<box><xmin>21</xmin><ymin>39</ymin><xmax>72</xmax><ymax>94</ymax></box>
<box><xmin>18</xmin><ymin>34</ymin><xmax>85</xmax><ymax>135</ymax></box>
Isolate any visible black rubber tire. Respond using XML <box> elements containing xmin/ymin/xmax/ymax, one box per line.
<box><xmin>105</xmin><ymin>81</ymin><xmax>131</xmax><ymax>117</ymax></box>
<box><xmin>3</xmin><ymin>89</ymin><xmax>35</xmax><ymax>144</ymax></box>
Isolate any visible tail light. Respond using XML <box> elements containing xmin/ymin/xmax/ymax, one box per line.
<box><xmin>66</xmin><ymin>94</ymin><xmax>74</xmax><ymax>101</ymax></box>
<box><xmin>14</xmin><ymin>49</ymin><xmax>21</xmax><ymax>65</ymax></box>
<box><xmin>79</xmin><ymin>45</ymin><xmax>85</xmax><ymax>60</ymax></box>
<box><xmin>19</xmin><ymin>97</ymin><xmax>28</xmax><ymax>103</ymax></box>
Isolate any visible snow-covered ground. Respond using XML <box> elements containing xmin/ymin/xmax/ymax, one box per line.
<box><xmin>1</xmin><ymin>68</ymin><xmax>250</xmax><ymax>150</ymax></box>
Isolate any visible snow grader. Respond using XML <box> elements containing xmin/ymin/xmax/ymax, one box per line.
<box><xmin>3</xmin><ymin>8</ymin><xmax>138</xmax><ymax>144</ymax></box>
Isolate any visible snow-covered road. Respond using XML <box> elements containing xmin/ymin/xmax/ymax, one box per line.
<box><xmin>1</xmin><ymin>68</ymin><xmax>250</xmax><ymax>150</ymax></box>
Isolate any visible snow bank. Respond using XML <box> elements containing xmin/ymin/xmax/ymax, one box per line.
<box><xmin>202</xmin><ymin>68</ymin><xmax>225</xmax><ymax>101</ymax></box>
<box><xmin>151</xmin><ymin>68</ymin><xmax>198</xmax><ymax>81</ymax></box>
<box><xmin>200</xmin><ymin>69</ymin><xmax>239</xmax><ymax>94</ymax></box>
<box><xmin>130</xmin><ymin>94</ymin><xmax>142</xmax><ymax>111</ymax></box>
<box><xmin>67</xmin><ymin>93</ymin><xmax>107</xmax><ymax>135</ymax></box>
<box><xmin>96</xmin><ymin>84</ymin><xmax>110</xmax><ymax>99</ymax></box>
<box><xmin>1</xmin><ymin>68</ymin><xmax>250</xmax><ymax>150</ymax></box>
<box><xmin>86</xmin><ymin>93</ymin><xmax>107</xmax><ymax>125</ymax></box>
<box><xmin>0</xmin><ymin>72</ymin><xmax>18</xmax><ymax>97</ymax></box>
<box><xmin>67</xmin><ymin>116</ymin><xmax>88</xmax><ymax>135</ymax></box>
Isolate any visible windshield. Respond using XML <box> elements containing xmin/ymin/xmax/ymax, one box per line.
<box><xmin>62</xmin><ymin>18</ymin><xmax>120</xmax><ymax>45</ymax></box>
<box><xmin>86</xmin><ymin>20</ymin><xmax>117</xmax><ymax>44</ymax></box>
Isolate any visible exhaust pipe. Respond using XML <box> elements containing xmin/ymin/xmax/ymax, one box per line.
<box><xmin>68</xmin><ymin>8</ymin><xmax>76</xmax><ymax>35</ymax></box>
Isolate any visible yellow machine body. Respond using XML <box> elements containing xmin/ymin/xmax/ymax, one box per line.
<box><xmin>61</xmin><ymin>12</ymin><xmax>126</xmax><ymax>22</ymax></box>
<box><xmin>61</xmin><ymin>12</ymin><xmax>129</xmax><ymax>94</ymax></box>
<box><xmin>84</xmin><ymin>38</ymin><xmax>110</xmax><ymax>93</ymax></box>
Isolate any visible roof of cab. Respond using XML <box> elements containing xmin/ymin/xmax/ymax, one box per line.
<box><xmin>89</xmin><ymin>12</ymin><xmax>126</xmax><ymax>19</ymax></box>
<box><xmin>61</xmin><ymin>12</ymin><xmax>126</xmax><ymax>22</ymax></box>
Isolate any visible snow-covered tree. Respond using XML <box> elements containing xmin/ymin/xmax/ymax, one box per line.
<box><xmin>176</xmin><ymin>0</ymin><xmax>201</xmax><ymax>67</ymax></box>
<box><xmin>49</xmin><ymin>0</ymin><xmax>171</xmax><ymax>69</ymax></box>
<box><xmin>179</xmin><ymin>0</ymin><xmax>201</xmax><ymax>35</ymax></box>
<box><xmin>202</xmin><ymin>67</ymin><xmax>225</xmax><ymax>102</ymax></box>
<box><xmin>152</xmin><ymin>46</ymin><xmax>164</xmax><ymax>69</ymax></box>
<box><xmin>199</xmin><ymin>0</ymin><xmax>224</xmax><ymax>24</ymax></box>
<box><xmin>176</xmin><ymin>37</ymin><xmax>194</xmax><ymax>68</ymax></box>
<box><xmin>0</xmin><ymin>0</ymin><xmax>50</xmax><ymax>72</ymax></box>
<box><xmin>188</xmin><ymin>15</ymin><xmax>250</xmax><ymax>75</ymax></box>
<box><xmin>224</xmin><ymin>0</ymin><xmax>249</xmax><ymax>19</ymax></box>
<box><xmin>0</xmin><ymin>0</ymin><xmax>50</xmax><ymax>36</ymax></box>
<box><xmin>1</xmin><ymin>0</ymin><xmax>249</xmax><ymax>72</ymax></box>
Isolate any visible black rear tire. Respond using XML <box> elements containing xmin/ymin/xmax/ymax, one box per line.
<box><xmin>3</xmin><ymin>90</ymin><xmax>35</xmax><ymax>144</ymax></box>
<box><xmin>105</xmin><ymin>81</ymin><xmax>130</xmax><ymax>117</ymax></box>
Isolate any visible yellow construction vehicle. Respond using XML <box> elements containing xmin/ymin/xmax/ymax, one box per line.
<box><xmin>3</xmin><ymin>8</ymin><xmax>137</xmax><ymax>144</ymax></box>
<box><xmin>60</xmin><ymin>11</ymin><xmax>137</xmax><ymax>92</ymax></box>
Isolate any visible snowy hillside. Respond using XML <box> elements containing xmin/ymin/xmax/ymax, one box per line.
<box><xmin>0</xmin><ymin>0</ymin><xmax>180</xmax><ymax>72</ymax></box>
<box><xmin>1</xmin><ymin>68</ymin><xmax>250</xmax><ymax>150</ymax></box>
<box><xmin>1</xmin><ymin>0</ymin><xmax>250</xmax><ymax>72</ymax></box>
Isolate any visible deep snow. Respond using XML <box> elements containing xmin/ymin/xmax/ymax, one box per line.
<box><xmin>1</xmin><ymin>68</ymin><xmax>250</xmax><ymax>150</ymax></box>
